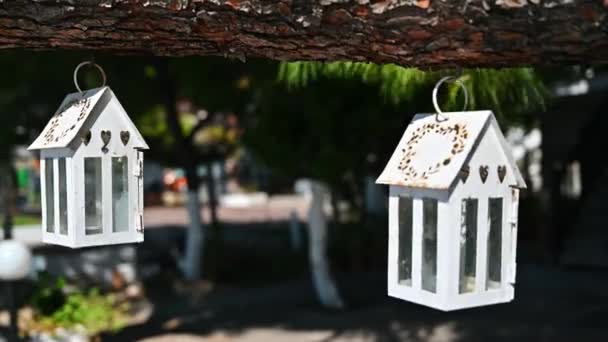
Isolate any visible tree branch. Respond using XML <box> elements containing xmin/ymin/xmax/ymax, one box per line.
<box><xmin>0</xmin><ymin>1</ymin><xmax>606</xmax><ymax>67</ymax></box>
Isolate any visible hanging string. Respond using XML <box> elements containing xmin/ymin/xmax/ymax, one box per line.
<box><xmin>432</xmin><ymin>75</ymin><xmax>468</xmax><ymax>121</ymax></box>
<box><xmin>73</xmin><ymin>61</ymin><xmax>107</xmax><ymax>93</ymax></box>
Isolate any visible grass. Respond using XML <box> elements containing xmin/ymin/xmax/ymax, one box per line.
<box><xmin>0</xmin><ymin>214</ymin><xmax>42</xmax><ymax>227</ymax></box>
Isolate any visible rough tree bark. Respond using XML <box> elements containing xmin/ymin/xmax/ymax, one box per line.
<box><xmin>0</xmin><ymin>0</ymin><xmax>607</xmax><ymax>67</ymax></box>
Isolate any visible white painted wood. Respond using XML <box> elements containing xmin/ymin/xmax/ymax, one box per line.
<box><xmin>509</xmin><ymin>188</ymin><xmax>519</xmax><ymax>284</ymax></box>
<box><xmin>32</xmin><ymin>87</ymin><xmax>149</xmax><ymax>248</ymax></box>
<box><xmin>102</xmin><ymin>152</ymin><xmax>113</xmax><ymax>235</ymax></box>
<box><xmin>135</xmin><ymin>151</ymin><xmax>144</xmax><ymax>241</ymax></box>
<box><xmin>436</xmin><ymin>198</ymin><xmax>453</xmax><ymax>306</ymax></box>
<box><xmin>65</xmin><ymin>157</ymin><xmax>76</xmax><ymax>244</ymax></box>
<box><xmin>446</xmin><ymin>194</ymin><xmax>461</xmax><ymax>298</ymax></box>
<box><xmin>411</xmin><ymin>197</ymin><xmax>423</xmax><ymax>291</ymax></box>
<box><xmin>40</xmin><ymin>158</ymin><xmax>48</xmax><ymax>234</ymax></box>
<box><xmin>476</xmin><ymin>197</ymin><xmax>488</xmax><ymax>292</ymax></box>
<box><xmin>73</xmin><ymin>154</ymin><xmax>85</xmax><ymax>246</ymax></box>
<box><xmin>28</xmin><ymin>87</ymin><xmax>107</xmax><ymax>150</ymax></box>
<box><xmin>377</xmin><ymin>111</ymin><xmax>525</xmax><ymax>190</ymax></box>
<box><xmin>52</xmin><ymin>158</ymin><xmax>60</xmax><ymax>236</ymax></box>
<box><xmin>387</xmin><ymin>187</ymin><xmax>399</xmax><ymax>293</ymax></box>
<box><xmin>379</xmin><ymin>110</ymin><xmax>523</xmax><ymax>311</ymax></box>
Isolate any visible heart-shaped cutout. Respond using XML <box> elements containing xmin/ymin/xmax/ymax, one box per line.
<box><xmin>100</xmin><ymin>130</ymin><xmax>111</xmax><ymax>152</ymax></box>
<box><xmin>120</xmin><ymin>131</ymin><xmax>130</xmax><ymax>146</ymax></box>
<box><xmin>479</xmin><ymin>165</ymin><xmax>489</xmax><ymax>183</ymax></box>
<box><xmin>82</xmin><ymin>130</ymin><xmax>91</xmax><ymax>146</ymax></box>
<box><xmin>497</xmin><ymin>165</ymin><xmax>507</xmax><ymax>183</ymax></box>
<box><xmin>459</xmin><ymin>165</ymin><xmax>470</xmax><ymax>183</ymax></box>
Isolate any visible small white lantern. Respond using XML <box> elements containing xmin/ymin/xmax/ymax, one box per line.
<box><xmin>28</xmin><ymin>62</ymin><xmax>149</xmax><ymax>248</ymax></box>
<box><xmin>377</xmin><ymin>109</ymin><xmax>525</xmax><ymax>311</ymax></box>
<box><xmin>0</xmin><ymin>240</ymin><xmax>32</xmax><ymax>280</ymax></box>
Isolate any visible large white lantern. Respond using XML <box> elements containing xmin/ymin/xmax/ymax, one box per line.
<box><xmin>376</xmin><ymin>110</ymin><xmax>525</xmax><ymax>311</ymax></box>
<box><xmin>28</xmin><ymin>63</ymin><xmax>149</xmax><ymax>248</ymax></box>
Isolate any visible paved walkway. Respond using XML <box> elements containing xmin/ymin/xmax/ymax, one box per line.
<box><xmin>13</xmin><ymin>195</ymin><xmax>309</xmax><ymax>247</ymax></box>
<box><xmin>106</xmin><ymin>265</ymin><xmax>608</xmax><ymax>342</ymax></box>
<box><xmin>144</xmin><ymin>195</ymin><xmax>308</xmax><ymax>227</ymax></box>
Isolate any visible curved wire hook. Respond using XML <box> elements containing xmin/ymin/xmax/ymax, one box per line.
<box><xmin>432</xmin><ymin>75</ymin><xmax>468</xmax><ymax>121</ymax></box>
<box><xmin>73</xmin><ymin>61</ymin><xmax>107</xmax><ymax>93</ymax></box>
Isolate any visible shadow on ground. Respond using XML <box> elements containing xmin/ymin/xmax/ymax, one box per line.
<box><xmin>102</xmin><ymin>223</ymin><xmax>608</xmax><ymax>342</ymax></box>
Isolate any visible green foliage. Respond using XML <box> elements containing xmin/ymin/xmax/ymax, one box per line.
<box><xmin>0</xmin><ymin>214</ymin><xmax>41</xmax><ymax>226</ymax></box>
<box><xmin>30</xmin><ymin>275</ymin><xmax>67</xmax><ymax>316</ymax></box>
<box><xmin>28</xmin><ymin>275</ymin><xmax>127</xmax><ymax>336</ymax></box>
<box><xmin>245</xmin><ymin>78</ymin><xmax>409</xmax><ymax>195</ymax></box>
<box><xmin>247</xmin><ymin>61</ymin><xmax>549</xmax><ymax>204</ymax></box>
<box><xmin>278</xmin><ymin>62</ymin><xmax>549</xmax><ymax>122</ymax></box>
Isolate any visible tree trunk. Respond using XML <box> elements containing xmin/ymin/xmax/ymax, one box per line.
<box><xmin>296</xmin><ymin>179</ymin><xmax>344</xmax><ymax>310</ymax></box>
<box><xmin>203</xmin><ymin>161</ymin><xmax>222</xmax><ymax>280</ymax></box>
<box><xmin>1</xmin><ymin>1</ymin><xmax>607</xmax><ymax>67</ymax></box>
<box><xmin>204</xmin><ymin>162</ymin><xmax>219</xmax><ymax>233</ymax></box>
<box><xmin>156</xmin><ymin>59</ymin><xmax>207</xmax><ymax>281</ymax></box>
<box><xmin>184</xmin><ymin>175</ymin><xmax>205</xmax><ymax>280</ymax></box>
<box><xmin>0</xmin><ymin>164</ymin><xmax>17</xmax><ymax>240</ymax></box>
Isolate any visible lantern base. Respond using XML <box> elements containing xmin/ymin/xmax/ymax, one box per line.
<box><xmin>42</xmin><ymin>230</ymin><xmax>143</xmax><ymax>249</ymax></box>
<box><xmin>388</xmin><ymin>283</ymin><xmax>514</xmax><ymax>311</ymax></box>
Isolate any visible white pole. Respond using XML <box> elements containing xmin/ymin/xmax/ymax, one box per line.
<box><xmin>183</xmin><ymin>189</ymin><xmax>204</xmax><ymax>280</ymax></box>
<box><xmin>296</xmin><ymin>179</ymin><xmax>344</xmax><ymax>309</ymax></box>
<box><xmin>289</xmin><ymin>210</ymin><xmax>302</xmax><ymax>251</ymax></box>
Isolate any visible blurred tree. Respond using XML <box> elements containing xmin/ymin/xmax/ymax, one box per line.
<box><xmin>0</xmin><ymin>51</ymin><xmax>552</xmax><ymax>309</ymax></box>
<box><xmin>279</xmin><ymin>62</ymin><xmax>548</xmax><ymax>124</ymax></box>
<box><xmin>245</xmin><ymin>64</ymin><xmax>549</xmax><ymax>307</ymax></box>
<box><xmin>0</xmin><ymin>51</ymin><xmax>274</xmax><ymax>281</ymax></box>
<box><xmin>249</xmin><ymin>64</ymin><xmax>548</xmax><ymax>212</ymax></box>
<box><xmin>142</xmin><ymin>58</ymin><xmax>261</xmax><ymax>281</ymax></box>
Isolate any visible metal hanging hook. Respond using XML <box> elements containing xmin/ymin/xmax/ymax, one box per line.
<box><xmin>432</xmin><ymin>75</ymin><xmax>468</xmax><ymax>121</ymax></box>
<box><xmin>73</xmin><ymin>61</ymin><xmax>107</xmax><ymax>93</ymax></box>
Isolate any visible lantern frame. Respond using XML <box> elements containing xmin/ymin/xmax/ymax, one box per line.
<box><xmin>30</xmin><ymin>86</ymin><xmax>148</xmax><ymax>248</ymax></box>
<box><xmin>378</xmin><ymin>110</ymin><xmax>525</xmax><ymax>311</ymax></box>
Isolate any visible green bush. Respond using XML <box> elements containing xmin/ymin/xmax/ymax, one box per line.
<box><xmin>28</xmin><ymin>274</ymin><xmax>128</xmax><ymax>336</ymax></box>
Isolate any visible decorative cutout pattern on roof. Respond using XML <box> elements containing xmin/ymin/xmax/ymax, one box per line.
<box><xmin>377</xmin><ymin>111</ymin><xmax>497</xmax><ymax>189</ymax></box>
<box><xmin>377</xmin><ymin>110</ymin><xmax>526</xmax><ymax>190</ymax></box>
<box><xmin>42</xmin><ymin>97</ymin><xmax>92</xmax><ymax>146</ymax></box>
<box><xmin>28</xmin><ymin>87</ymin><xmax>106</xmax><ymax>150</ymax></box>
<box><xmin>398</xmin><ymin>122</ymin><xmax>469</xmax><ymax>184</ymax></box>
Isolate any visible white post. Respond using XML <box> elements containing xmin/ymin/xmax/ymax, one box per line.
<box><xmin>289</xmin><ymin>210</ymin><xmax>302</xmax><ymax>251</ymax></box>
<box><xmin>183</xmin><ymin>189</ymin><xmax>204</xmax><ymax>280</ymax></box>
<box><xmin>296</xmin><ymin>179</ymin><xmax>344</xmax><ymax>309</ymax></box>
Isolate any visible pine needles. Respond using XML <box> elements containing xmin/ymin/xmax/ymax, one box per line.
<box><xmin>278</xmin><ymin>62</ymin><xmax>548</xmax><ymax>119</ymax></box>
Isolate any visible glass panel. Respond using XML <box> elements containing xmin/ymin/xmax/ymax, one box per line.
<box><xmin>398</xmin><ymin>196</ymin><xmax>413</xmax><ymax>286</ymax></box>
<box><xmin>112</xmin><ymin>157</ymin><xmax>129</xmax><ymax>232</ymax></box>
<box><xmin>58</xmin><ymin>159</ymin><xmax>68</xmax><ymax>235</ymax></box>
<box><xmin>84</xmin><ymin>158</ymin><xmax>103</xmax><ymax>235</ymax></box>
<box><xmin>459</xmin><ymin>199</ymin><xmax>478</xmax><ymax>294</ymax></box>
<box><xmin>487</xmin><ymin>198</ymin><xmax>503</xmax><ymax>290</ymax></box>
<box><xmin>421</xmin><ymin>198</ymin><xmax>438</xmax><ymax>293</ymax></box>
<box><xmin>44</xmin><ymin>159</ymin><xmax>54</xmax><ymax>233</ymax></box>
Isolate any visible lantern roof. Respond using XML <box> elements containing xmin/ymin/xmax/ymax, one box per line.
<box><xmin>28</xmin><ymin>86</ymin><xmax>149</xmax><ymax>151</ymax></box>
<box><xmin>376</xmin><ymin>110</ymin><xmax>525</xmax><ymax>190</ymax></box>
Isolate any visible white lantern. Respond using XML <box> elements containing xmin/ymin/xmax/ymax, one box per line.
<box><xmin>28</xmin><ymin>62</ymin><xmax>149</xmax><ymax>248</ymax></box>
<box><xmin>376</xmin><ymin>108</ymin><xmax>525</xmax><ymax>311</ymax></box>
